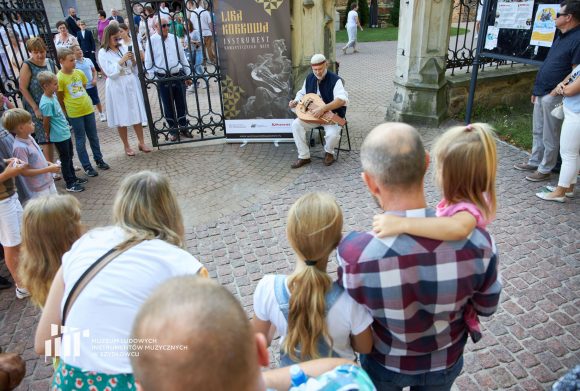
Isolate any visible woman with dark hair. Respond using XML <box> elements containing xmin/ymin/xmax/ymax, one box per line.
<box><xmin>54</xmin><ymin>20</ymin><xmax>79</xmax><ymax>49</ymax></box>
<box><xmin>98</xmin><ymin>24</ymin><xmax>152</xmax><ymax>155</ymax></box>
<box><xmin>97</xmin><ymin>10</ymin><xmax>110</xmax><ymax>43</ymax></box>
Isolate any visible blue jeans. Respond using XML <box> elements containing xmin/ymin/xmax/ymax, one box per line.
<box><xmin>360</xmin><ymin>355</ymin><xmax>464</xmax><ymax>391</ymax></box>
<box><xmin>68</xmin><ymin>113</ymin><xmax>103</xmax><ymax>170</ymax></box>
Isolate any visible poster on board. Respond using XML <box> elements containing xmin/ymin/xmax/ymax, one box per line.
<box><xmin>217</xmin><ymin>0</ymin><xmax>294</xmax><ymax>141</ymax></box>
<box><xmin>485</xmin><ymin>26</ymin><xmax>500</xmax><ymax>50</ymax></box>
<box><xmin>495</xmin><ymin>0</ymin><xmax>534</xmax><ymax>29</ymax></box>
<box><xmin>530</xmin><ymin>4</ymin><xmax>560</xmax><ymax>47</ymax></box>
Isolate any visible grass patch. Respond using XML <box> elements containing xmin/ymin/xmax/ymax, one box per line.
<box><xmin>336</xmin><ymin>26</ymin><xmax>468</xmax><ymax>43</ymax></box>
<box><xmin>468</xmin><ymin>103</ymin><xmax>532</xmax><ymax>151</ymax></box>
<box><xmin>336</xmin><ymin>27</ymin><xmax>398</xmax><ymax>43</ymax></box>
<box><xmin>450</xmin><ymin>27</ymin><xmax>469</xmax><ymax>36</ymax></box>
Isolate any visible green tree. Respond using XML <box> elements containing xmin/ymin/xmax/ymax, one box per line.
<box><xmin>346</xmin><ymin>0</ymin><xmax>370</xmax><ymax>27</ymax></box>
<box><xmin>390</xmin><ymin>0</ymin><xmax>400</xmax><ymax>27</ymax></box>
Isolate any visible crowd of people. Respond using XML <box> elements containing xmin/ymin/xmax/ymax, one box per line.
<box><xmin>0</xmin><ymin>116</ymin><xmax>503</xmax><ymax>390</ymax></box>
<box><xmin>0</xmin><ymin>1</ymin><xmax>579</xmax><ymax>390</ymax></box>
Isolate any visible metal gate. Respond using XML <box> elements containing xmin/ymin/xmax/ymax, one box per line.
<box><xmin>125</xmin><ymin>0</ymin><xmax>225</xmax><ymax>147</ymax></box>
<box><xmin>0</xmin><ymin>0</ymin><xmax>56</xmax><ymax>106</ymax></box>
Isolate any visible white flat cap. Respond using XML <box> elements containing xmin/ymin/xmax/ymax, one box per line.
<box><xmin>310</xmin><ymin>54</ymin><xmax>326</xmax><ymax>65</ymax></box>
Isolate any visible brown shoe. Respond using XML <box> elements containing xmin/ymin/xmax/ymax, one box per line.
<box><xmin>323</xmin><ymin>153</ymin><xmax>335</xmax><ymax>166</ymax></box>
<box><xmin>525</xmin><ymin>171</ymin><xmax>550</xmax><ymax>182</ymax></box>
<box><xmin>291</xmin><ymin>158</ymin><xmax>311</xmax><ymax>169</ymax></box>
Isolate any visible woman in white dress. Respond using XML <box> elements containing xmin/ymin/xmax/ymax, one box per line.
<box><xmin>98</xmin><ymin>24</ymin><xmax>152</xmax><ymax>156</ymax></box>
<box><xmin>342</xmin><ymin>3</ymin><xmax>363</xmax><ymax>54</ymax></box>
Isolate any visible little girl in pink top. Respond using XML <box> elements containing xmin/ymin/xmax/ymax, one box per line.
<box><xmin>373</xmin><ymin>122</ymin><xmax>498</xmax><ymax>343</ymax></box>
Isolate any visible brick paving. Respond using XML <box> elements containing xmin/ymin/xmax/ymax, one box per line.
<box><xmin>1</xmin><ymin>41</ymin><xmax>578</xmax><ymax>390</ymax></box>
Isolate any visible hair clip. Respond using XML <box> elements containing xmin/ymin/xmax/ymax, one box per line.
<box><xmin>304</xmin><ymin>260</ymin><xmax>317</xmax><ymax>266</ymax></box>
<box><xmin>466</xmin><ymin>124</ymin><xmax>473</xmax><ymax>131</ymax></box>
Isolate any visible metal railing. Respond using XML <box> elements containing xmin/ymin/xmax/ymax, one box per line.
<box><xmin>446</xmin><ymin>0</ymin><xmax>514</xmax><ymax>75</ymax></box>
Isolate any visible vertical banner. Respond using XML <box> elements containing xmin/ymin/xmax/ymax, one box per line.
<box><xmin>217</xmin><ymin>0</ymin><xmax>294</xmax><ymax>141</ymax></box>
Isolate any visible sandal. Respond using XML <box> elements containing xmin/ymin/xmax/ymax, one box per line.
<box><xmin>138</xmin><ymin>144</ymin><xmax>152</xmax><ymax>153</ymax></box>
<box><xmin>125</xmin><ymin>148</ymin><xmax>136</xmax><ymax>156</ymax></box>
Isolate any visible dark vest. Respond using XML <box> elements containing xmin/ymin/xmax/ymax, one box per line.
<box><xmin>305</xmin><ymin>71</ymin><xmax>346</xmax><ymax>119</ymax></box>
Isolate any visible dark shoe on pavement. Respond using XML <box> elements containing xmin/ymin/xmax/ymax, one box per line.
<box><xmin>96</xmin><ymin>160</ymin><xmax>110</xmax><ymax>170</ymax></box>
<box><xmin>514</xmin><ymin>162</ymin><xmax>538</xmax><ymax>171</ymax></box>
<box><xmin>323</xmin><ymin>153</ymin><xmax>335</xmax><ymax>166</ymax></box>
<box><xmin>85</xmin><ymin>168</ymin><xmax>99</xmax><ymax>177</ymax></box>
<box><xmin>169</xmin><ymin>134</ymin><xmax>178</xmax><ymax>142</ymax></box>
<box><xmin>66</xmin><ymin>183</ymin><xmax>85</xmax><ymax>192</ymax></box>
<box><xmin>525</xmin><ymin>171</ymin><xmax>550</xmax><ymax>182</ymax></box>
<box><xmin>75</xmin><ymin>177</ymin><xmax>89</xmax><ymax>185</ymax></box>
<box><xmin>291</xmin><ymin>158</ymin><xmax>311</xmax><ymax>169</ymax></box>
<box><xmin>0</xmin><ymin>276</ymin><xmax>12</xmax><ymax>290</ymax></box>
<box><xmin>180</xmin><ymin>130</ymin><xmax>194</xmax><ymax>139</ymax></box>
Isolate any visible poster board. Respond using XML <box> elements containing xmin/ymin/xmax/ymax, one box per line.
<box><xmin>479</xmin><ymin>0</ymin><xmax>561</xmax><ymax>66</ymax></box>
<box><xmin>217</xmin><ymin>0</ymin><xmax>294</xmax><ymax>142</ymax></box>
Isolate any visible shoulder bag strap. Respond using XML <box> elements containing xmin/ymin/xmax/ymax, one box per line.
<box><xmin>62</xmin><ymin>240</ymin><xmax>142</xmax><ymax>325</ymax></box>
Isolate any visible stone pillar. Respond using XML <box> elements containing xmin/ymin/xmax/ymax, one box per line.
<box><xmin>290</xmin><ymin>0</ymin><xmax>337</xmax><ymax>91</ymax></box>
<box><xmin>386</xmin><ymin>0</ymin><xmax>453</xmax><ymax>126</ymax></box>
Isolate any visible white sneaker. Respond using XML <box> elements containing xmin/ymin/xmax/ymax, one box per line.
<box><xmin>15</xmin><ymin>286</ymin><xmax>30</xmax><ymax>299</ymax></box>
<box><xmin>99</xmin><ymin>113</ymin><xmax>106</xmax><ymax>122</ymax></box>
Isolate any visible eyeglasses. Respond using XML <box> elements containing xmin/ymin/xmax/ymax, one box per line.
<box><xmin>161</xmin><ymin>23</ymin><xmax>169</xmax><ymax>28</ymax></box>
<box><xmin>557</xmin><ymin>12</ymin><xmax>569</xmax><ymax>18</ymax></box>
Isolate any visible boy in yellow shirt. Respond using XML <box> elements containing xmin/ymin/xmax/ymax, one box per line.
<box><xmin>57</xmin><ymin>48</ymin><xmax>109</xmax><ymax>177</ymax></box>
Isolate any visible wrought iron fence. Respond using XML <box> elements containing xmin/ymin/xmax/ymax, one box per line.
<box><xmin>446</xmin><ymin>0</ymin><xmax>515</xmax><ymax>75</ymax></box>
<box><xmin>0</xmin><ymin>0</ymin><xmax>56</xmax><ymax>106</ymax></box>
<box><xmin>125</xmin><ymin>0</ymin><xmax>225</xmax><ymax>147</ymax></box>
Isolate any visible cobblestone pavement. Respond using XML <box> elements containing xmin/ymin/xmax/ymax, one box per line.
<box><xmin>1</xmin><ymin>41</ymin><xmax>578</xmax><ymax>390</ymax></box>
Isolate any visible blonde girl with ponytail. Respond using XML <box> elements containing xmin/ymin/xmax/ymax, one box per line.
<box><xmin>252</xmin><ymin>192</ymin><xmax>373</xmax><ymax>365</ymax></box>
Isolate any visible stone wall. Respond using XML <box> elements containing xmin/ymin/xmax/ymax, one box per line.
<box><xmin>336</xmin><ymin>0</ymin><xmax>395</xmax><ymax>27</ymax></box>
<box><xmin>451</xmin><ymin>0</ymin><xmax>479</xmax><ymax>23</ymax></box>
<box><xmin>447</xmin><ymin>65</ymin><xmax>537</xmax><ymax>117</ymax></box>
<box><xmin>45</xmin><ymin>0</ymin><xmax>100</xmax><ymax>30</ymax></box>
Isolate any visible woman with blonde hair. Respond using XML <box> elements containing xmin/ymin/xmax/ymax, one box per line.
<box><xmin>252</xmin><ymin>192</ymin><xmax>373</xmax><ymax>365</ymax></box>
<box><xmin>19</xmin><ymin>195</ymin><xmax>83</xmax><ymax>307</ymax></box>
<box><xmin>35</xmin><ymin>170</ymin><xmax>207</xmax><ymax>390</ymax></box>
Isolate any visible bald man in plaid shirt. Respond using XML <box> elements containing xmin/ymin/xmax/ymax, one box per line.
<box><xmin>337</xmin><ymin>123</ymin><xmax>501</xmax><ymax>391</ymax></box>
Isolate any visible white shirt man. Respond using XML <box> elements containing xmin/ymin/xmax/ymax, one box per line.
<box><xmin>289</xmin><ymin>54</ymin><xmax>348</xmax><ymax>168</ymax></box>
<box><xmin>144</xmin><ymin>19</ymin><xmax>193</xmax><ymax>140</ymax></box>
<box><xmin>144</xmin><ymin>29</ymin><xmax>191</xmax><ymax>78</ymax></box>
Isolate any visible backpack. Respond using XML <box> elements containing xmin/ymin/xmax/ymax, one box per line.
<box><xmin>274</xmin><ymin>275</ymin><xmax>343</xmax><ymax>366</ymax></box>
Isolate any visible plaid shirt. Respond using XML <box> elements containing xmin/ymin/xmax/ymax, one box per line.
<box><xmin>337</xmin><ymin>208</ymin><xmax>501</xmax><ymax>375</ymax></box>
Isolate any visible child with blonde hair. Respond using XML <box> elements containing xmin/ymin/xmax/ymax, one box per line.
<box><xmin>373</xmin><ymin>122</ymin><xmax>498</xmax><ymax>342</ymax></box>
<box><xmin>19</xmin><ymin>194</ymin><xmax>83</xmax><ymax>307</ymax></box>
<box><xmin>3</xmin><ymin>108</ymin><xmax>60</xmax><ymax>198</ymax></box>
<box><xmin>252</xmin><ymin>192</ymin><xmax>373</xmax><ymax>365</ymax></box>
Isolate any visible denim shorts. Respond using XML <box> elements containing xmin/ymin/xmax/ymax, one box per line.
<box><xmin>361</xmin><ymin>354</ymin><xmax>464</xmax><ymax>391</ymax></box>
